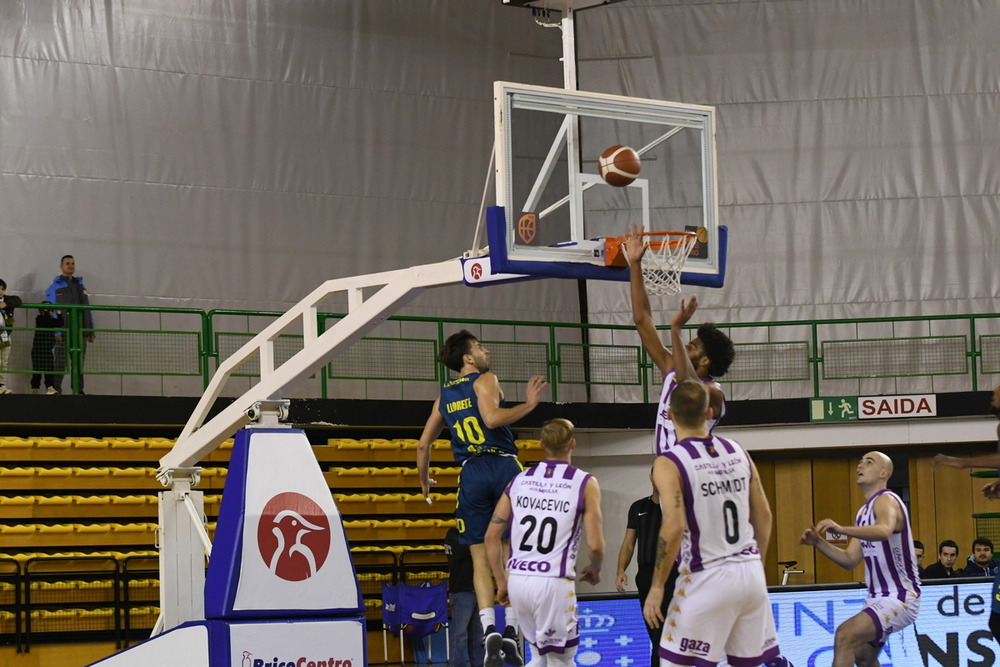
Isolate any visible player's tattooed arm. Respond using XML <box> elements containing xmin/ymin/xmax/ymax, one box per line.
<box><xmin>490</xmin><ymin>514</ymin><xmax>509</xmax><ymax>526</ymax></box>
<box><xmin>654</xmin><ymin>536</ymin><xmax>670</xmax><ymax>567</ymax></box>
<box><xmin>643</xmin><ymin>536</ymin><xmax>672</xmax><ymax>629</ymax></box>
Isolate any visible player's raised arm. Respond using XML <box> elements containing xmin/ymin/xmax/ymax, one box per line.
<box><xmin>933</xmin><ymin>452</ymin><xmax>1000</xmax><ymax>471</ymax></box>
<box><xmin>624</xmin><ymin>227</ymin><xmax>672</xmax><ymax>375</ymax></box>
<box><xmin>579</xmin><ymin>476</ymin><xmax>605</xmax><ymax>585</ymax></box>
<box><xmin>473</xmin><ymin>372</ymin><xmax>546</xmax><ymax>429</ymax></box>
<box><xmin>669</xmin><ymin>297</ymin><xmax>701</xmax><ymax>382</ymax></box>
<box><xmin>416</xmin><ymin>398</ymin><xmax>443</xmax><ymax>497</ymax></box>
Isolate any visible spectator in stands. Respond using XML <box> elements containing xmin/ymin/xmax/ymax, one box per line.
<box><xmin>913</xmin><ymin>540</ymin><xmax>926</xmax><ymax>578</ymax></box>
<box><xmin>45</xmin><ymin>254</ymin><xmax>95</xmax><ymax>395</ymax></box>
<box><xmin>0</xmin><ymin>279</ymin><xmax>23</xmax><ymax>394</ymax></box>
<box><xmin>963</xmin><ymin>537</ymin><xmax>1000</xmax><ymax>576</ymax></box>
<box><xmin>923</xmin><ymin>540</ymin><xmax>961</xmax><ymax>578</ymax></box>
<box><xmin>444</xmin><ymin>526</ymin><xmax>484</xmax><ymax>667</ymax></box>
<box><xmin>29</xmin><ymin>302</ymin><xmax>63</xmax><ymax>395</ymax></box>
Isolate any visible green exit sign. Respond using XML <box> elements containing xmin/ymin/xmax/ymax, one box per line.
<box><xmin>810</xmin><ymin>397</ymin><xmax>859</xmax><ymax>422</ymax></box>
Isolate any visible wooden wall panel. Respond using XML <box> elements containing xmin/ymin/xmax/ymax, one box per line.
<box><xmin>810</xmin><ymin>458</ymin><xmax>864</xmax><ymax>584</ymax></box>
<box><xmin>909</xmin><ymin>456</ymin><xmax>939</xmax><ymax>555</ymax></box>
<box><xmin>934</xmin><ymin>461</ymin><xmax>977</xmax><ymax>566</ymax></box>
<box><xmin>754</xmin><ymin>459</ymin><xmax>779</xmax><ymax>585</ymax></box>
<box><xmin>773</xmin><ymin>459</ymin><xmax>815</xmax><ymax>584</ymax></box>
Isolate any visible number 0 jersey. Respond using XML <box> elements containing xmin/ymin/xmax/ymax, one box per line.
<box><xmin>505</xmin><ymin>460</ymin><xmax>591</xmax><ymax>579</ymax></box>
<box><xmin>438</xmin><ymin>372</ymin><xmax>517</xmax><ymax>462</ymax></box>
<box><xmin>654</xmin><ymin>370</ymin><xmax>726</xmax><ymax>455</ymax></box>
<box><xmin>661</xmin><ymin>435</ymin><xmax>760</xmax><ymax>573</ymax></box>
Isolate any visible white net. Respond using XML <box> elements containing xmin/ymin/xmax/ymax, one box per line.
<box><xmin>641</xmin><ymin>232</ymin><xmax>698</xmax><ymax>296</ymax></box>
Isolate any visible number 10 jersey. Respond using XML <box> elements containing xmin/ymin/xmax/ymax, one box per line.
<box><xmin>661</xmin><ymin>435</ymin><xmax>761</xmax><ymax>573</ymax></box>
<box><xmin>505</xmin><ymin>460</ymin><xmax>591</xmax><ymax>579</ymax></box>
<box><xmin>438</xmin><ymin>372</ymin><xmax>518</xmax><ymax>462</ymax></box>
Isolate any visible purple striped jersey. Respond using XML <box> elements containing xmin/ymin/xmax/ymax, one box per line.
<box><xmin>855</xmin><ymin>489</ymin><xmax>921</xmax><ymax>601</ymax></box>
<box><xmin>654</xmin><ymin>370</ymin><xmax>726</xmax><ymax>455</ymax></box>
<box><xmin>661</xmin><ymin>436</ymin><xmax>760</xmax><ymax>573</ymax></box>
<box><xmin>505</xmin><ymin>460</ymin><xmax>591</xmax><ymax>579</ymax></box>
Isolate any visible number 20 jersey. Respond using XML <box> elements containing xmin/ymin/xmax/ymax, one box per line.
<box><xmin>661</xmin><ymin>436</ymin><xmax>760</xmax><ymax>573</ymax></box>
<box><xmin>505</xmin><ymin>460</ymin><xmax>591</xmax><ymax>579</ymax></box>
<box><xmin>438</xmin><ymin>372</ymin><xmax>517</xmax><ymax>462</ymax></box>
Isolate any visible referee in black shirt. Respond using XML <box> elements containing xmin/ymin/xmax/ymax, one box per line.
<box><xmin>615</xmin><ymin>477</ymin><xmax>679</xmax><ymax>667</ymax></box>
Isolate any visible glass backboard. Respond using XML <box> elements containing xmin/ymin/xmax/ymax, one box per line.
<box><xmin>487</xmin><ymin>81</ymin><xmax>726</xmax><ymax>287</ymax></box>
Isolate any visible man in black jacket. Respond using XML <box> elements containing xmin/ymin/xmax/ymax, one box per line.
<box><xmin>923</xmin><ymin>540</ymin><xmax>961</xmax><ymax>579</ymax></box>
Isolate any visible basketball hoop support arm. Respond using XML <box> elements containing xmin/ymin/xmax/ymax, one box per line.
<box><xmin>154</xmin><ymin>259</ymin><xmax>463</xmax><ymax>632</ymax></box>
<box><xmin>560</xmin><ymin>7</ymin><xmax>584</xmax><ymax>241</ymax></box>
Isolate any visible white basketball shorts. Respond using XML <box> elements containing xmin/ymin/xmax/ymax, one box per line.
<box><xmin>507</xmin><ymin>574</ymin><xmax>579</xmax><ymax>656</ymax></box>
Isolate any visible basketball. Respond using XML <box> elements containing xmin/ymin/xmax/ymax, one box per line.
<box><xmin>598</xmin><ymin>145</ymin><xmax>641</xmax><ymax>187</ymax></box>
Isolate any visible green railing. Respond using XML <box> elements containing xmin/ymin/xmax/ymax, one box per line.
<box><xmin>3</xmin><ymin>303</ymin><xmax>998</xmax><ymax>401</ymax></box>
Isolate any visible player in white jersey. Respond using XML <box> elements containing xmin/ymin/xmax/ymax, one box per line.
<box><xmin>654</xmin><ymin>368</ymin><xmax>727</xmax><ymax>455</ymax></box>
<box><xmin>800</xmin><ymin>451</ymin><xmax>921</xmax><ymax>667</ymax></box>
<box><xmin>643</xmin><ymin>380</ymin><xmax>785</xmax><ymax>667</ymax></box>
<box><xmin>485</xmin><ymin>418</ymin><xmax>604</xmax><ymax>667</ymax></box>
<box><xmin>624</xmin><ymin>228</ymin><xmax>735</xmax><ymax>455</ymax></box>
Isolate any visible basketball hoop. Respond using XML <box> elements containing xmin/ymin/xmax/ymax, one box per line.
<box><xmin>606</xmin><ymin>231</ymin><xmax>698</xmax><ymax>296</ymax></box>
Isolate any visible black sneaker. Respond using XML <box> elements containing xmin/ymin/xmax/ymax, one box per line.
<box><xmin>484</xmin><ymin>625</ymin><xmax>504</xmax><ymax>667</ymax></box>
<box><xmin>501</xmin><ymin>626</ymin><xmax>523</xmax><ymax>667</ymax></box>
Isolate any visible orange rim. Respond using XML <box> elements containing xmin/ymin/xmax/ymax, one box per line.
<box><xmin>604</xmin><ymin>231</ymin><xmax>697</xmax><ymax>266</ymax></box>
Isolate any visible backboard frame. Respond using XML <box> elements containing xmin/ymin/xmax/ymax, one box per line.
<box><xmin>490</xmin><ymin>81</ymin><xmax>726</xmax><ymax>288</ymax></box>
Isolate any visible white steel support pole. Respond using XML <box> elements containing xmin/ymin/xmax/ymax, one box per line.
<box><xmin>155</xmin><ymin>259</ymin><xmax>463</xmax><ymax>632</ymax></box>
<box><xmin>562</xmin><ymin>8</ymin><xmax>585</xmax><ymax>242</ymax></box>
<box><xmin>157</xmin><ymin>469</ymin><xmax>207</xmax><ymax>632</ymax></box>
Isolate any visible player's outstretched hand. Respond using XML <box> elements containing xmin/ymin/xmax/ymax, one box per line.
<box><xmin>642</xmin><ymin>587</ymin><xmax>665</xmax><ymax>629</ymax></box>
<box><xmin>814</xmin><ymin>518</ymin><xmax>843</xmax><ymax>538</ymax></box>
<box><xmin>983</xmin><ymin>480</ymin><xmax>1000</xmax><ymax>501</ymax></box>
<box><xmin>579</xmin><ymin>564</ymin><xmax>600</xmax><ymax>586</ymax></box>
<box><xmin>622</xmin><ymin>225</ymin><xmax>648</xmax><ymax>266</ymax></box>
<box><xmin>799</xmin><ymin>526</ymin><xmax>821</xmax><ymax>546</ymax></box>
<box><xmin>671</xmin><ymin>296</ymin><xmax>699</xmax><ymax>330</ymax></box>
<box><xmin>615</xmin><ymin>572</ymin><xmax>628</xmax><ymax>593</ymax></box>
<box><xmin>525</xmin><ymin>375</ymin><xmax>548</xmax><ymax>407</ymax></box>
<box><xmin>931</xmin><ymin>454</ymin><xmax>964</xmax><ymax>471</ymax></box>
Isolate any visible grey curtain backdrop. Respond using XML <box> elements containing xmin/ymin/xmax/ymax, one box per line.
<box><xmin>1</xmin><ymin>0</ymin><xmax>996</xmax><ymax>333</ymax></box>
<box><xmin>581</xmin><ymin>0</ymin><xmax>1000</xmax><ymax>326</ymax></box>
<box><xmin>0</xmin><ymin>0</ymin><xmax>575</xmax><ymax>322</ymax></box>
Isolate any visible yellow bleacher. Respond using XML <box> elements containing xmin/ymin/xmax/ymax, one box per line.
<box><xmin>0</xmin><ymin>435</ymin><xmax>542</xmax><ymax>564</ymax></box>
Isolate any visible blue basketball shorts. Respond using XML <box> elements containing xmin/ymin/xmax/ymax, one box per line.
<box><xmin>456</xmin><ymin>454</ymin><xmax>522</xmax><ymax>545</ymax></box>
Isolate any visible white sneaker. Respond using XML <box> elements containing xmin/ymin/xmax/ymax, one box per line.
<box><xmin>29</xmin><ymin>389</ymin><xmax>40</xmax><ymax>395</ymax></box>
<box><xmin>46</xmin><ymin>387</ymin><xmax>60</xmax><ymax>395</ymax></box>
<box><xmin>0</xmin><ymin>385</ymin><xmax>12</xmax><ymax>395</ymax></box>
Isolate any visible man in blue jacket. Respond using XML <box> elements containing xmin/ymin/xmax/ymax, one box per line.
<box><xmin>45</xmin><ymin>255</ymin><xmax>95</xmax><ymax>395</ymax></box>
<box><xmin>963</xmin><ymin>537</ymin><xmax>1000</xmax><ymax>576</ymax></box>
